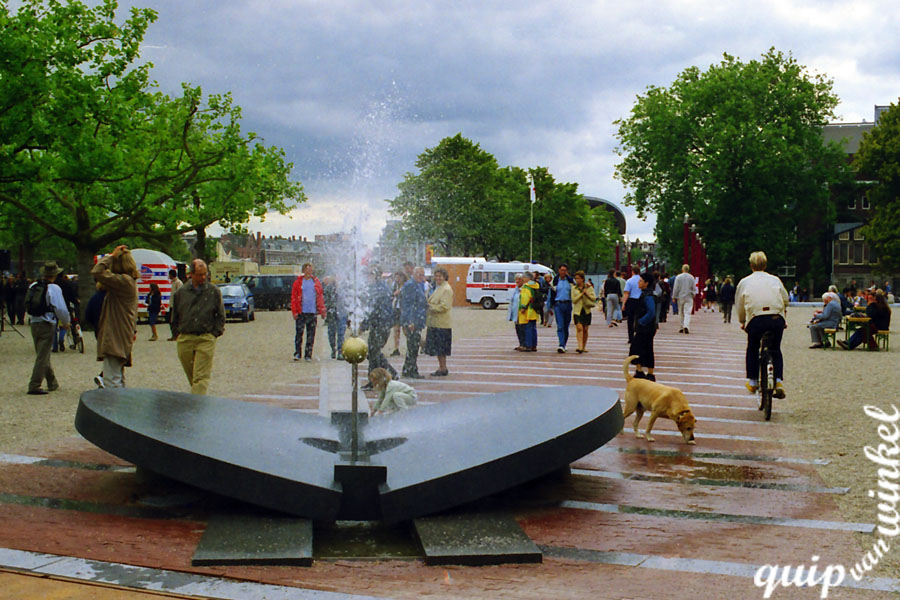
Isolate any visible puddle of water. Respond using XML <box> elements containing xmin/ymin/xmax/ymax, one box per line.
<box><xmin>313</xmin><ymin>520</ymin><xmax>421</xmax><ymax>559</ymax></box>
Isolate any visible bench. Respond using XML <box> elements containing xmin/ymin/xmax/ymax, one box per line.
<box><xmin>823</xmin><ymin>328</ymin><xmax>837</xmax><ymax>350</ymax></box>
<box><xmin>876</xmin><ymin>330</ymin><xmax>890</xmax><ymax>351</ymax></box>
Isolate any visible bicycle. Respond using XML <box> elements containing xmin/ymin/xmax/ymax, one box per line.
<box><xmin>757</xmin><ymin>331</ymin><xmax>776</xmax><ymax>420</ymax></box>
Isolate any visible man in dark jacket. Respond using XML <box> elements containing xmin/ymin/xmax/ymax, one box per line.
<box><xmin>400</xmin><ymin>266</ymin><xmax>427</xmax><ymax>378</ymax></box>
<box><xmin>362</xmin><ymin>269</ymin><xmax>398</xmax><ymax>389</ymax></box>
<box><xmin>170</xmin><ymin>259</ymin><xmax>225</xmax><ymax>395</ymax></box>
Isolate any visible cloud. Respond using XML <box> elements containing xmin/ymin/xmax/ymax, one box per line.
<box><xmin>120</xmin><ymin>0</ymin><xmax>900</xmax><ymax>251</ymax></box>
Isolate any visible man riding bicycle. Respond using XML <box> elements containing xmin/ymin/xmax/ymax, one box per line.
<box><xmin>735</xmin><ymin>251</ymin><xmax>789</xmax><ymax>399</ymax></box>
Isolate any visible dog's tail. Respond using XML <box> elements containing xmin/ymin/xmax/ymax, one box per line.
<box><xmin>623</xmin><ymin>355</ymin><xmax>639</xmax><ymax>383</ymax></box>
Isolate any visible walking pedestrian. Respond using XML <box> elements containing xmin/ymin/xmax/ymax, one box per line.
<box><xmin>517</xmin><ymin>272</ymin><xmax>540</xmax><ymax>352</ymax></box>
<box><xmin>621</xmin><ymin>264</ymin><xmax>642</xmax><ymax>344</ymax></box>
<box><xmin>323</xmin><ymin>276</ymin><xmax>347</xmax><ymax>360</ymax></box>
<box><xmin>509</xmin><ymin>274</ymin><xmax>526</xmax><ymax>350</ymax></box>
<box><xmin>147</xmin><ymin>283</ymin><xmax>161</xmax><ymax>341</ymax></box>
<box><xmin>170</xmin><ymin>259</ymin><xmax>226</xmax><ymax>395</ymax></box>
<box><xmin>719</xmin><ymin>277</ymin><xmax>735</xmax><ymax>323</ymax></box>
<box><xmin>291</xmin><ymin>263</ymin><xmax>325</xmax><ymax>361</ymax></box>
<box><xmin>603</xmin><ymin>269</ymin><xmax>621</xmax><ymax>328</ymax></box>
<box><xmin>424</xmin><ymin>267</ymin><xmax>453</xmax><ymax>376</ymax></box>
<box><xmin>629</xmin><ymin>272</ymin><xmax>658</xmax><ymax>381</ymax></box>
<box><xmin>400</xmin><ymin>266</ymin><xmax>427</xmax><ymax>379</ymax></box>
<box><xmin>572</xmin><ymin>270</ymin><xmax>597</xmax><ymax>353</ymax></box>
<box><xmin>91</xmin><ymin>245</ymin><xmax>139</xmax><ymax>388</ymax></box>
<box><xmin>549</xmin><ymin>264</ymin><xmax>574</xmax><ymax>353</ymax></box>
<box><xmin>361</xmin><ymin>268</ymin><xmax>397</xmax><ymax>388</ymax></box>
<box><xmin>25</xmin><ymin>262</ymin><xmax>70</xmax><ymax>395</ymax></box>
<box><xmin>672</xmin><ymin>264</ymin><xmax>696</xmax><ymax>334</ymax></box>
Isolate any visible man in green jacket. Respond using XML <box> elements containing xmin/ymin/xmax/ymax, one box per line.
<box><xmin>170</xmin><ymin>259</ymin><xmax>225</xmax><ymax>395</ymax></box>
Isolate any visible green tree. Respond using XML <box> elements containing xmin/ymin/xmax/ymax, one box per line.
<box><xmin>855</xmin><ymin>101</ymin><xmax>900</xmax><ymax>271</ymax></box>
<box><xmin>390</xmin><ymin>134</ymin><xmax>503</xmax><ymax>256</ymax></box>
<box><xmin>614</xmin><ymin>49</ymin><xmax>850</xmax><ymax>281</ymax></box>
<box><xmin>0</xmin><ymin>0</ymin><xmax>303</xmax><ymax>304</ymax></box>
<box><xmin>389</xmin><ymin>135</ymin><xmax>618</xmax><ymax>268</ymax></box>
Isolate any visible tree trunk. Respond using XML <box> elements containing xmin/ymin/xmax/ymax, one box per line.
<box><xmin>194</xmin><ymin>226</ymin><xmax>207</xmax><ymax>264</ymax></box>
<box><xmin>76</xmin><ymin>246</ymin><xmax>99</xmax><ymax>327</ymax></box>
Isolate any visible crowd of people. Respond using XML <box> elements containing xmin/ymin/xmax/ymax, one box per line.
<box><xmin>6</xmin><ymin>248</ymin><xmax>895</xmax><ymax>413</ymax></box>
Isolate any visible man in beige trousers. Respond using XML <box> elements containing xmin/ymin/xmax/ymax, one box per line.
<box><xmin>170</xmin><ymin>259</ymin><xmax>225</xmax><ymax>395</ymax></box>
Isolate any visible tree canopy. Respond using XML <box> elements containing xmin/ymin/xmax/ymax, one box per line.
<box><xmin>0</xmin><ymin>0</ymin><xmax>303</xmax><ymax>303</ymax></box>
<box><xmin>855</xmin><ymin>101</ymin><xmax>900</xmax><ymax>272</ymax></box>
<box><xmin>388</xmin><ymin>134</ymin><xmax>617</xmax><ymax>268</ymax></box>
<box><xmin>614</xmin><ymin>49</ymin><xmax>850</xmax><ymax>281</ymax></box>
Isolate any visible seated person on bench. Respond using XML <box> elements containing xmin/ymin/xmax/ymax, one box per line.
<box><xmin>809</xmin><ymin>292</ymin><xmax>842</xmax><ymax>349</ymax></box>
<box><xmin>838</xmin><ymin>290</ymin><xmax>891</xmax><ymax>351</ymax></box>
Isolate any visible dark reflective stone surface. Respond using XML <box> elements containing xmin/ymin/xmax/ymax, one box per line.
<box><xmin>75</xmin><ymin>386</ymin><xmax>623</xmax><ymax>522</ymax></box>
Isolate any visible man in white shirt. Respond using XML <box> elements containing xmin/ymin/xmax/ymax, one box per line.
<box><xmin>27</xmin><ymin>262</ymin><xmax>70</xmax><ymax>395</ymax></box>
<box><xmin>735</xmin><ymin>251</ymin><xmax>789</xmax><ymax>398</ymax></box>
<box><xmin>671</xmin><ymin>264</ymin><xmax>696</xmax><ymax>334</ymax></box>
<box><xmin>620</xmin><ymin>264</ymin><xmax>643</xmax><ymax>344</ymax></box>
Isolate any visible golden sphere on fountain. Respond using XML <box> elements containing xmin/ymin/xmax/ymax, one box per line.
<box><xmin>341</xmin><ymin>336</ymin><xmax>368</xmax><ymax>364</ymax></box>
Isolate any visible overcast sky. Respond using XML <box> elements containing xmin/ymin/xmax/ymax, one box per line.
<box><xmin>115</xmin><ymin>0</ymin><xmax>899</xmax><ymax>248</ymax></box>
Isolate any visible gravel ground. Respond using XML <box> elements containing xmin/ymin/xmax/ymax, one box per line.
<box><xmin>1</xmin><ymin>303</ymin><xmax>897</xmax><ymax>573</ymax></box>
<box><xmin>0</xmin><ymin>306</ymin><xmax>510</xmax><ymax>453</ymax></box>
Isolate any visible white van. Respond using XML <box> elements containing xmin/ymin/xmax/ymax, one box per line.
<box><xmin>466</xmin><ymin>262</ymin><xmax>553</xmax><ymax>309</ymax></box>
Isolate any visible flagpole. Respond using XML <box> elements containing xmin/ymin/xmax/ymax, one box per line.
<box><xmin>528</xmin><ymin>173</ymin><xmax>535</xmax><ymax>263</ymax></box>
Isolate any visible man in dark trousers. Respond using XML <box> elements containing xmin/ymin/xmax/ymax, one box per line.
<box><xmin>290</xmin><ymin>262</ymin><xmax>326</xmax><ymax>361</ymax></box>
<box><xmin>400</xmin><ymin>266</ymin><xmax>427</xmax><ymax>378</ymax></box>
<box><xmin>621</xmin><ymin>264</ymin><xmax>643</xmax><ymax>344</ymax></box>
<box><xmin>548</xmin><ymin>264</ymin><xmax>575</xmax><ymax>353</ymax></box>
<box><xmin>26</xmin><ymin>262</ymin><xmax>70</xmax><ymax>394</ymax></box>
<box><xmin>362</xmin><ymin>268</ymin><xmax>398</xmax><ymax>389</ymax></box>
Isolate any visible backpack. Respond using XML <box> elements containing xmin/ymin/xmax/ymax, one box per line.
<box><xmin>25</xmin><ymin>281</ymin><xmax>51</xmax><ymax>316</ymax></box>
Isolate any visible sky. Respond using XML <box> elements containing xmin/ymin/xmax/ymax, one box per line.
<box><xmin>109</xmin><ymin>0</ymin><xmax>900</xmax><ymax>249</ymax></box>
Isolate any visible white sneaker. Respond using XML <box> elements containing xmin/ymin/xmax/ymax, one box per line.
<box><xmin>93</xmin><ymin>375</ymin><xmax>105</xmax><ymax>389</ymax></box>
<box><xmin>557</xmin><ymin>346</ymin><xmax>566</xmax><ymax>354</ymax></box>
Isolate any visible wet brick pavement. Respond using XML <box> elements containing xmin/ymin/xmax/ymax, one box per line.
<box><xmin>0</xmin><ymin>310</ymin><xmax>896</xmax><ymax>599</ymax></box>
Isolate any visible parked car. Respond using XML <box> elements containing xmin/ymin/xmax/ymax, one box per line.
<box><xmin>217</xmin><ymin>283</ymin><xmax>255</xmax><ymax>322</ymax></box>
<box><xmin>233</xmin><ymin>274</ymin><xmax>295</xmax><ymax>310</ymax></box>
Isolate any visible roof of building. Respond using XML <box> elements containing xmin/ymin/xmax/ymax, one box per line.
<box><xmin>822</xmin><ymin>122</ymin><xmax>875</xmax><ymax>154</ymax></box>
<box><xmin>584</xmin><ymin>196</ymin><xmax>627</xmax><ymax>235</ymax></box>
<box><xmin>834</xmin><ymin>222</ymin><xmax>864</xmax><ymax>236</ymax></box>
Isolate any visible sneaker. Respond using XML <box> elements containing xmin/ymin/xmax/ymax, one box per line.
<box><xmin>557</xmin><ymin>347</ymin><xmax>565</xmax><ymax>353</ymax></box>
<box><xmin>293</xmin><ymin>354</ymin><xmax>301</xmax><ymax>362</ymax></box>
<box><xmin>837</xmin><ymin>340</ymin><xmax>849</xmax><ymax>350</ymax></box>
<box><xmin>774</xmin><ymin>382</ymin><xmax>786</xmax><ymax>399</ymax></box>
<box><xmin>304</xmin><ymin>356</ymin><xmax>312</xmax><ymax>362</ymax></box>
<box><xmin>745</xmin><ymin>380</ymin><xmax>758</xmax><ymax>394</ymax></box>
<box><xmin>808</xmin><ymin>343</ymin><xmax>823</xmax><ymax>349</ymax></box>
<box><xmin>94</xmin><ymin>375</ymin><xmax>105</xmax><ymax>389</ymax></box>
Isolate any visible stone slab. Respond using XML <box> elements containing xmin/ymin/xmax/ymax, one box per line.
<box><xmin>192</xmin><ymin>512</ymin><xmax>313</xmax><ymax>566</ymax></box>
<box><xmin>414</xmin><ymin>512</ymin><xmax>542</xmax><ymax>566</ymax></box>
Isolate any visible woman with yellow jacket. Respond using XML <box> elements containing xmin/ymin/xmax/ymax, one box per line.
<box><xmin>518</xmin><ymin>272</ymin><xmax>541</xmax><ymax>351</ymax></box>
<box><xmin>572</xmin><ymin>270</ymin><xmax>597</xmax><ymax>353</ymax></box>
<box><xmin>424</xmin><ymin>267</ymin><xmax>453</xmax><ymax>376</ymax></box>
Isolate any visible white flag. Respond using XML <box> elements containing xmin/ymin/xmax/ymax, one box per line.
<box><xmin>529</xmin><ymin>175</ymin><xmax>536</xmax><ymax>204</ymax></box>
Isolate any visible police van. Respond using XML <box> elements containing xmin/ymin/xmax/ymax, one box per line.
<box><xmin>466</xmin><ymin>261</ymin><xmax>553</xmax><ymax>309</ymax></box>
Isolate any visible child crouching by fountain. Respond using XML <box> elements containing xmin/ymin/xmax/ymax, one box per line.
<box><xmin>367</xmin><ymin>368</ymin><xmax>417</xmax><ymax>416</ymax></box>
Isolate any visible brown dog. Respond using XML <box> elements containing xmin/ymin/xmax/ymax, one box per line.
<box><xmin>621</xmin><ymin>356</ymin><xmax>696</xmax><ymax>444</ymax></box>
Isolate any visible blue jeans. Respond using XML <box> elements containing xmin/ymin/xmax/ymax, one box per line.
<box><xmin>554</xmin><ymin>301</ymin><xmax>572</xmax><ymax>348</ymax></box>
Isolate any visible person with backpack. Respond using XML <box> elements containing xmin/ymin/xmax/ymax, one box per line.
<box><xmin>26</xmin><ymin>262</ymin><xmax>70</xmax><ymax>395</ymax></box>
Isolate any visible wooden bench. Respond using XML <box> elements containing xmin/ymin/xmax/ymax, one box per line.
<box><xmin>876</xmin><ymin>330</ymin><xmax>890</xmax><ymax>351</ymax></box>
<box><xmin>823</xmin><ymin>328</ymin><xmax>838</xmax><ymax>349</ymax></box>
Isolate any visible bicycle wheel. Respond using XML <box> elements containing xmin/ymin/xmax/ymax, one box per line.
<box><xmin>759</xmin><ymin>354</ymin><xmax>773</xmax><ymax>421</ymax></box>
<box><xmin>76</xmin><ymin>329</ymin><xmax>84</xmax><ymax>354</ymax></box>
